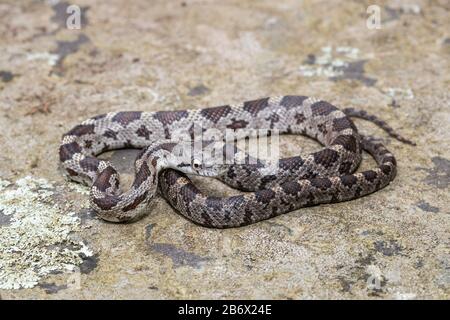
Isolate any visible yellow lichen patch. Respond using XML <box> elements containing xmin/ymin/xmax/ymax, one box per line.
<box><xmin>0</xmin><ymin>176</ymin><xmax>92</xmax><ymax>290</ymax></box>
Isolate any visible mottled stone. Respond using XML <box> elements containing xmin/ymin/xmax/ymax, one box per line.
<box><xmin>417</xmin><ymin>157</ymin><xmax>450</xmax><ymax>189</ymax></box>
<box><xmin>188</xmin><ymin>84</ymin><xmax>210</xmax><ymax>96</ymax></box>
<box><xmin>149</xmin><ymin>243</ymin><xmax>210</xmax><ymax>269</ymax></box>
<box><xmin>0</xmin><ymin>0</ymin><xmax>448</xmax><ymax>300</ymax></box>
<box><xmin>0</xmin><ymin>71</ymin><xmax>14</xmax><ymax>83</ymax></box>
<box><xmin>416</xmin><ymin>200</ymin><xmax>440</xmax><ymax>213</ymax></box>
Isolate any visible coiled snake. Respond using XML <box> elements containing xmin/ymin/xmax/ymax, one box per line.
<box><xmin>59</xmin><ymin>96</ymin><xmax>413</xmax><ymax>228</ymax></box>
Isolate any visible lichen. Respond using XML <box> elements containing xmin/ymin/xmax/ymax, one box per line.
<box><xmin>298</xmin><ymin>46</ymin><xmax>361</xmax><ymax>78</ymax></box>
<box><xmin>26</xmin><ymin>52</ymin><xmax>60</xmax><ymax>66</ymax></box>
<box><xmin>0</xmin><ymin>176</ymin><xmax>93</xmax><ymax>290</ymax></box>
<box><xmin>67</xmin><ymin>182</ymin><xmax>90</xmax><ymax>196</ymax></box>
<box><xmin>298</xmin><ymin>46</ymin><xmax>376</xmax><ymax>86</ymax></box>
<box><xmin>383</xmin><ymin>88</ymin><xmax>414</xmax><ymax>100</ymax></box>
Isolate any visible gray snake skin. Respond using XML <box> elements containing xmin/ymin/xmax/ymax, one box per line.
<box><xmin>59</xmin><ymin>96</ymin><xmax>413</xmax><ymax>228</ymax></box>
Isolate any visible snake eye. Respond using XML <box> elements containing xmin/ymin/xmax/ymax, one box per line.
<box><xmin>191</xmin><ymin>158</ymin><xmax>202</xmax><ymax>170</ymax></box>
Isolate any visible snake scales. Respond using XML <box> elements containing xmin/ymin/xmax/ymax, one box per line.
<box><xmin>59</xmin><ymin>96</ymin><xmax>413</xmax><ymax>228</ymax></box>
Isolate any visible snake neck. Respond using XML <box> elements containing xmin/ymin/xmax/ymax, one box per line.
<box><xmin>89</xmin><ymin>142</ymin><xmax>181</xmax><ymax>222</ymax></box>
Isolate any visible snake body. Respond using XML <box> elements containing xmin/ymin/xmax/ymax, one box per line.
<box><xmin>59</xmin><ymin>96</ymin><xmax>411</xmax><ymax>228</ymax></box>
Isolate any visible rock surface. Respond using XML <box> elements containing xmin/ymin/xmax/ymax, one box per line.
<box><xmin>0</xmin><ymin>0</ymin><xmax>449</xmax><ymax>299</ymax></box>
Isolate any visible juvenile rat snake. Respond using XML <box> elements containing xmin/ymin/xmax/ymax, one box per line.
<box><xmin>59</xmin><ymin>96</ymin><xmax>413</xmax><ymax>228</ymax></box>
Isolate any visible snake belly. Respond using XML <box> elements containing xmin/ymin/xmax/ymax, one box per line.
<box><xmin>59</xmin><ymin>95</ymin><xmax>399</xmax><ymax>227</ymax></box>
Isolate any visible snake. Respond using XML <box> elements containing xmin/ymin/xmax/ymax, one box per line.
<box><xmin>59</xmin><ymin>95</ymin><xmax>413</xmax><ymax>228</ymax></box>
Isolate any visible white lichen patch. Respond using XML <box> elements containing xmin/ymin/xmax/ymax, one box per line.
<box><xmin>26</xmin><ymin>52</ymin><xmax>60</xmax><ymax>66</ymax></box>
<box><xmin>67</xmin><ymin>182</ymin><xmax>90</xmax><ymax>196</ymax></box>
<box><xmin>383</xmin><ymin>87</ymin><xmax>414</xmax><ymax>100</ymax></box>
<box><xmin>298</xmin><ymin>46</ymin><xmax>362</xmax><ymax>78</ymax></box>
<box><xmin>394</xmin><ymin>292</ymin><xmax>417</xmax><ymax>300</ymax></box>
<box><xmin>0</xmin><ymin>176</ymin><xmax>93</xmax><ymax>290</ymax></box>
<box><xmin>0</xmin><ymin>179</ymin><xmax>11</xmax><ymax>191</ymax></box>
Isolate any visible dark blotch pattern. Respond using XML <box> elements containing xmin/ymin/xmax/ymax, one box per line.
<box><xmin>340</xmin><ymin>175</ymin><xmax>357</xmax><ymax>187</ymax></box>
<box><xmin>84</xmin><ymin>140</ymin><xmax>93</xmax><ymax>148</ymax></box>
<box><xmin>333</xmin><ymin>117</ymin><xmax>357</xmax><ymax>132</ymax></box>
<box><xmin>383</xmin><ymin>156</ymin><xmax>396</xmax><ymax>166</ymax></box>
<box><xmin>295</xmin><ymin>113</ymin><xmax>306</xmax><ymax>124</ymax></box>
<box><xmin>313</xmin><ymin>149</ymin><xmax>339</xmax><ymax>168</ymax></box>
<box><xmin>227</xmin><ymin>195</ymin><xmax>246</xmax><ymax>212</ymax></box>
<box><xmin>103</xmin><ymin>129</ymin><xmax>118</xmax><ymax>140</ymax></box>
<box><xmin>266</xmin><ymin>113</ymin><xmax>280</xmax><ymax>128</ymax></box>
<box><xmin>205</xmin><ymin>197</ymin><xmax>223</xmax><ymax>212</ymax></box>
<box><xmin>59</xmin><ymin>142</ymin><xmax>82</xmax><ymax>162</ymax></box>
<box><xmin>255</xmin><ymin>189</ymin><xmax>275</xmax><ymax>204</ymax></box>
<box><xmin>281</xmin><ymin>181</ymin><xmax>303</xmax><ymax>196</ymax></box>
<box><xmin>260</xmin><ymin>175</ymin><xmax>278</xmax><ymax>187</ymax></box>
<box><xmin>66</xmin><ymin>168</ymin><xmax>79</xmax><ymax>177</ymax></box>
<box><xmin>380</xmin><ymin>164</ymin><xmax>392</xmax><ymax>175</ymax></box>
<box><xmin>200</xmin><ymin>105</ymin><xmax>232</xmax><ymax>123</ymax></box>
<box><xmin>279</xmin><ymin>157</ymin><xmax>304</xmax><ymax>171</ymax></box>
<box><xmin>93</xmin><ymin>166</ymin><xmax>116</xmax><ymax>192</ymax></box>
<box><xmin>179</xmin><ymin>183</ymin><xmax>199</xmax><ymax>204</ymax></box>
<box><xmin>332</xmin><ymin>134</ymin><xmax>358</xmax><ymax>153</ymax></box>
<box><xmin>311</xmin><ymin>177</ymin><xmax>333</xmax><ymax>190</ymax></box>
<box><xmin>317</xmin><ymin>123</ymin><xmax>327</xmax><ymax>134</ymax></box>
<box><xmin>111</xmin><ymin>112</ymin><xmax>142</xmax><ymax>126</ymax></box>
<box><xmin>160</xmin><ymin>170</ymin><xmax>181</xmax><ymax>186</ymax></box>
<box><xmin>132</xmin><ymin>161</ymin><xmax>152</xmax><ymax>189</ymax></box>
<box><xmin>79</xmin><ymin>157</ymin><xmax>100</xmax><ymax>173</ymax></box>
<box><xmin>227</xmin><ymin>118</ymin><xmax>249</xmax><ymax>130</ymax></box>
<box><xmin>153</xmin><ymin>110</ymin><xmax>189</xmax><ymax>126</ymax></box>
<box><xmin>310</xmin><ymin>101</ymin><xmax>337</xmax><ymax>116</ymax></box>
<box><xmin>280</xmin><ymin>95</ymin><xmax>308</xmax><ymax>109</ymax></box>
<box><xmin>362</xmin><ymin>170</ymin><xmax>377</xmax><ymax>182</ymax></box>
<box><xmin>158</xmin><ymin>142</ymin><xmax>178</xmax><ymax>152</ymax></box>
<box><xmin>243</xmin><ymin>97</ymin><xmax>269</xmax><ymax>116</ymax></box>
<box><xmin>136</xmin><ymin>125</ymin><xmax>152</xmax><ymax>140</ymax></box>
<box><xmin>66</xmin><ymin>124</ymin><xmax>95</xmax><ymax>137</ymax></box>
<box><xmin>123</xmin><ymin>191</ymin><xmax>148</xmax><ymax>212</ymax></box>
<box><xmin>338</xmin><ymin>161</ymin><xmax>354</xmax><ymax>174</ymax></box>
<box><xmin>91</xmin><ymin>195</ymin><xmax>116</xmax><ymax>210</ymax></box>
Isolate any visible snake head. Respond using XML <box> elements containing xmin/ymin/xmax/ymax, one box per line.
<box><xmin>172</xmin><ymin>141</ymin><xmax>228</xmax><ymax>177</ymax></box>
<box><xmin>191</xmin><ymin>158</ymin><xmax>203</xmax><ymax>171</ymax></box>
<box><xmin>188</xmin><ymin>155</ymin><xmax>227</xmax><ymax>177</ymax></box>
